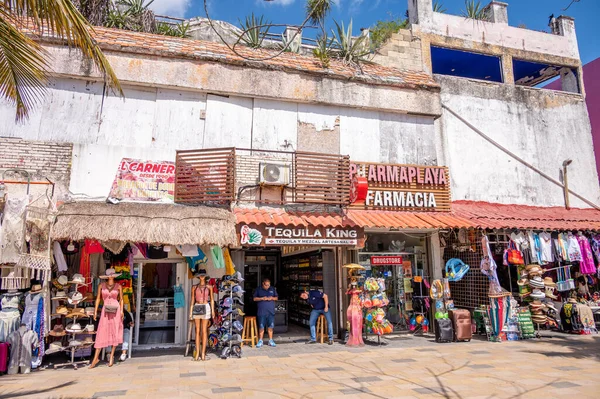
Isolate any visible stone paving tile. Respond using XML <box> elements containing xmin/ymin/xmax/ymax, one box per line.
<box><xmin>469</xmin><ymin>350</ymin><xmax>490</xmax><ymax>354</ymax></box>
<box><xmin>555</xmin><ymin>366</ymin><xmax>582</xmax><ymax>371</ymax></box>
<box><xmin>392</xmin><ymin>358</ymin><xmax>416</xmax><ymax>363</ymax></box>
<box><xmin>352</xmin><ymin>376</ymin><xmax>382</xmax><ymax>383</ymax></box>
<box><xmin>180</xmin><ymin>372</ymin><xmax>207</xmax><ymax>377</ymax></box>
<box><xmin>467</xmin><ymin>364</ymin><xmax>494</xmax><ymax>369</ymax></box>
<box><xmin>551</xmin><ymin>381</ymin><xmax>581</xmax><ymax>388</ymax></box>
<box><xmin>212</xmin><ymin>387</ymin><xmax>243</xmax><ymax>393</ymax></box>
<box><xmin>318</xmin><ymin>366</ymin><xmax>344</xmax><ymax>372</ymax></box>
<box><xmin>138</xmin><ymin>365</ymin><xmax>162</xmax><ymax>369</ymax></box>
<box><xmin>339</xmin><ymin>387</ymin><xmax>371</xmax><ymax>395</ymax></box>
<box><xmin>92</xmin><ymin>390</ymin><xmax>127</xmax><ymax>398</ymax></box>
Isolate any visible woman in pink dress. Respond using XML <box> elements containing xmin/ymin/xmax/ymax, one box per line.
<box><xmin>90</xmin><ymin>268</ymin><xmax>124</xmax><ymax>368</ymax></box>
<box><xmin>346</xmin><ymin>280</ymin><xmax>364</xmax><ymax>346</ymax></box>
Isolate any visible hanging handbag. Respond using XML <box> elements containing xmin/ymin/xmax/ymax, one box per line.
<box><xmin>507</xmin><ymin>240</ymin><xmax>524</xmax><ymax>265</ymax></box>
<box><xmin>104</xmin><ymin>304</ymin><xmax>118</xmax><ymax>313</ymax></box>
<box><xmin>193</xmin><ymin>304</ymin><xmax>207</xmax><ymax>316</ymax></box>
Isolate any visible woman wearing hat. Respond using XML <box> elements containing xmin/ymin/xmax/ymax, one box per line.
<box><xmin>89</xmin><ymin>268</ymin><xmax>124</xmax><ymax>369</ymax></box>
<box><xmin>189</xmin><ymin>269</ymin><xmax>214</xmax><ymax>361</ymax></box>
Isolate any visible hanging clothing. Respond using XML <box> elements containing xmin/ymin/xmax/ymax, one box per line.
<box><xmin>185</xmin><ymin>248</ymin><xmax>208</xmax><ymax>275</ymax></box>
<box><xmin>526</xmin><ymin>231</ymin><xmax>539</xmax><ymax>263</ymax></box>
<box><xmin>590</xmin><ymin>235</ymin><xmax>600</xmax><ymax>264</ymax></box>
<box><xmin>95</xmin><ymin>283</ymin><xmax>123</xmax><ymax>349</ymax></box>
<box><xmin>143</xmin><ymin>263</ymin><xmax>157</xmax><ymax>287</ymax></box>
<box><xmin>211</xmin><ymin>246</ymin><xmax>225</xmax><ymax>269</ymax></box>
<box><xmin>223</xmin><ymin>248</ymin><xmax>235</xmax><ymax>275</ymax></box>
<box><xmin>558</xmin><ymin>234</ymin><xmax>570</xmax><ymax>262</ymax></box>
<box><xmin>538</xmin><ymin>232</ymin><xmax>554</xmax><ymax>264</ymax></box>
<box><xmin>85</xmin><ymin>239</ymin><xmax>104</xmax><ymax>254</ymax></box>
<box><xmin>147</xmin><ymin>245</ymin><xmax>168</xmax><ymax>259</ymax></box>
<box><xmin>53</xmin><ymin>241</ymin><xmax>68</xmax><ymax>272</ymax></box>
<box><xmin>176</xmin><ymin>244</ymin><xmax>199</xmax><ymax>257</ymax></box>
<box><xmin>173</xmin><ymin>285</ymin><xmax>185</xmax><ymax>309</ymax></box>
<box><xmin>567</xmin><ymin>233</ymin><xmax>583</xmax><ymax>262</ymax></box>
<box><xmin>7</xmin><ymin>326</ymin><xmax>38</xmax><ymax>375</ymax></box>
<box><xmin>21</xmin><ymin>293</ymin><xmax>41</xmax><ymax>331</ymax></box>
<box><xmin>0</xmin><ymin>195</ymin><xmax>29</xmax><ymax>264</ymax></box>
<box><xmin>577</xmin><ymin>235</ymin><xmax>596</xmax><ymax>274</ymax></box>
<box><xmin>0</xmin><ymin>294</ymin><xmax>21</xmax><ymax>342</ymax></box>
<box><xmin>78</xmin><ymin>244</ymin><xmax>90</xmax><ymax>294</ymax></box>
<box><xmin>346</xmin><ymin>288</ymin><xmax>364</xmax><ymax>347</ymax></box>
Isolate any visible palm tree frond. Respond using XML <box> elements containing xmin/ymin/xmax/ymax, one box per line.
<box><xmin>10</xmin><ymin>0</ymin><xmax>122</xmax><ymax>96</ymax></box>
<box><xmin>0</xmin><ymin>12</ymin><xmax>48</xmax><ymax>120</ymax></box>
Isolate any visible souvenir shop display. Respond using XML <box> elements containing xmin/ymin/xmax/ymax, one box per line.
<box><xmin>6</xmin><ymin>324</ymin><xmax>38</xmax><ymax>374</ymax></box>
<box><xmin>362</xmin><ymin>277</ymin><xmax>393</xmax><ymax>337</ymax></box>
<box><xmin>215</xmin><ymin>272</ymin><xmax>244</xmax><ymax>359</ymax></box>
<box><xmin>559</xmin><ymin>295</ymin><xmax>597</xmax><ymax>334</ymax></box>
<box><xmin>49</xmin><ymin>275</ymin><xmax>96</xmax><ymax>370</ymax></box>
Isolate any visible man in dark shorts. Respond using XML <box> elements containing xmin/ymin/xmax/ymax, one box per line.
<box><xmin>253</xmin><ymin>278</ymin><xmax>278</xmax><ymax>348</ymax></box>
<box><xmin>301</xmin><ymin>289</ymin><xmax>333</xmax><ymax>345</ymax></box>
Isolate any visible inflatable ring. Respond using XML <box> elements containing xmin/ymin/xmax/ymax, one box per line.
<box><xmin>430</xmin><ymin>279</ymin><xmax>444</xmax><ymax>299</ymax></box>
<box><xmin>445</xmin><ymin>258</ymin><xmax>470</xmax><ymax>282</ymax></box>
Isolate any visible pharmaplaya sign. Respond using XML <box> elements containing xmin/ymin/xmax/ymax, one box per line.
<box><xmin>239</xmin><ymin>225</ymin><xmax>364</xmax><ymax>247</ymax></box>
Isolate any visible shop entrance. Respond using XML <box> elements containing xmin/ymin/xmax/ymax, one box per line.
<box><xmin>133</xmin><ymin>261</ymin><xmax>186</xmax><ymax>347</ymax></box>
<box><xmin>243</xmin><ymin>254</ymin><xmax>278</xmax><ymax>319</ymax></box>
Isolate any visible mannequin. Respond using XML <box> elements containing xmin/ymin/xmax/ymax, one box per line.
<box><xmin>345</xmin><ymin>278</ymin><xmax>364</xmax><ymax>347</ymax></box>
<box><xmin>0</xmin><ymin>289</ymin><xmax>21</xmax><ymax>342</ymax></box>
<box><xmin>189</xmin><ymin>269</ymin><xmax>214</xmax><ymax>361</ymax></box>
<box><xmin>90</xmin><ymin>268</ymin><xmax>124</xmax><ymax>369</ymax></box>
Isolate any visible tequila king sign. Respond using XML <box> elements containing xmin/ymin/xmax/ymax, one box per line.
<box><xmin>239</xmin><ymin>224</ymin><xmax>364</xmax><ymax>247</ymax></box>
<box><xmin>349</xmin><ymin>162</ymin><xmax>451</xmax><ymax>212</ymax></box>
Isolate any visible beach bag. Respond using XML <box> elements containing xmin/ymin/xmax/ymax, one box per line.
<box><xmin>506</xmin><ymin>241</ymin><xmax>524</xmax><ymax>265</ymax></box>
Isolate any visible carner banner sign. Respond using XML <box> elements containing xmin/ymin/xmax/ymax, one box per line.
<box><xmin>239</xmin><ymin>224</ymin><xmax>364</xmax><ymax>247</ymax></box>
<box><xmin>349</xmin><ymin>162</ymin><xmax>451</xmax><ymax>212</ymax></box>
<box><xmin>108</xmin><ymin>158</ymin><xmax>175</xmax><ymax>202</ymax></box>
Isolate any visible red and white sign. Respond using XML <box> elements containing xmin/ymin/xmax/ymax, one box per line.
<box><xmin>370</xmin><ymin>256</ymin><xmax>403</xmax><ymax>265</ymax></box>
<box><xmin>108</xmin><ymin>158</ymin><xmax>175</xmax><ymax>202</ymax></box>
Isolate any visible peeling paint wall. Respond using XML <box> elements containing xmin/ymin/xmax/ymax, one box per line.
<box><xmin>438</xmin><ymin>75</ymin><xmax>600</xmax><ymax>207</ymax></box>
<box><xmin>0</xmin><ymin>76</ymin><xmax>438</xmax><ymax>199</ymax></box>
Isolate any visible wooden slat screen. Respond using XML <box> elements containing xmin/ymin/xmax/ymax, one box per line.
<box><xmin>175</xmin><ymin>148</ymin><xmax>236</xmax><ymax>205</ymax></box>
<box><xmin>293</xmin><ymin>152</ymin><xmax>350</xmax><ymax>205</ymax></box>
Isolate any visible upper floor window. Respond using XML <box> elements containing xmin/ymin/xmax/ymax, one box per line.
<box><xmin>513</xmin><ymin>59</ymin><xmax>580</xmax><ymax>94</ymax></box>
<box><xmin>431</xmin><ymin>46</ymin><xmax>503</xmax><ymax>83</ymax></box>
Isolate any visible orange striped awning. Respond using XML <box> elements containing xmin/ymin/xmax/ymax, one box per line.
<box><xmin>234</xmin><ymin>207</ymin><xmax>355</xmax><ymax>228</ymax></box>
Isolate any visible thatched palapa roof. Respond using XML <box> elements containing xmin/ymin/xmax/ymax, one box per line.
<box><xmin>52</xmin><ymin>201</ymin><xmax>237</xmax><ymax>247</ymax></box>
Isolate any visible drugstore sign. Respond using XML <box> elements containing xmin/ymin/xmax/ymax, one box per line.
<box><xmin>349</xmin><ymin>162</ymin><xmax>451</xmax><ymax>212</ymax></box>
<box><xmin>370</xmin><ymin>256</ymin><xmax>403</xmax><ymax>265</ymax></box>
<box><xmin>239</xmin><ymin>224</ymin><xmax>364</xmax><ymax>247</ymax></box>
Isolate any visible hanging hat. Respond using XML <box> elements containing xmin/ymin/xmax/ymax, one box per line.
<box><xmin>543</xmin><ymin>277</ymin><xmax>556</xmax><ymax>287</ymax></box>
<box><xmin>68</xmin><ymin>291</ymin><xmax>83</xmax><ymax>305</ymax></box>
<box><xmin>100</xmin><ymin>268</ymin><xmax>121</xmax><ymax>279</ymax></box>
<box><xmin>52</xmin><ymin>290</ymin><xmax>67</xmax><ymax>300</ymax></box>
<box><xmin>56</xmin><ymin>305</ymin><xmax>69</xmax><ymax>315</ymax></box>
<box><xmin>530</xmin><ymin>289</ymin><xmax>546</xmax><ymax>299</ymax></box>
<box><xmin>66</xmin><ymin>323</ymin><xmax>82</xmax><ymax>333</ymax></box>
<box><xmin>69</xmin><ymin>274</ymin><xmax>86</xmax><ymax>284</ymax></box>
<box><xmin>46</xmin><ymin>341</ymin><xmax>64</xmax><ymax>354</ymax></box>
<box><xmin>30</xmin><ymin>284</ymin><xmax>43</xmax><ymax>293</ymax></box>
<box><xmin>49</xmin><ymin>324</ymin><xmax>66</xmax><ymax>337</ymax></box>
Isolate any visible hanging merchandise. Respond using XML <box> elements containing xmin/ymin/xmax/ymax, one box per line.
<box><xmin>223</xmin><ymin>248</ymin><xmax>235</xmax><ymax>275</ymax></box>
<box><xmin>211</xmin><ymin>246</ymin><xmax>225</xmax><ymax>269</ymax></box>
<box><xmin>0</xmin><ymin>291</ymin><xmax>22</xmax><ymax>341</ymax></box>
<box><xmin>576</xmin><ymin>234</ymin><xmax>596</xmax><ymax>275</ymax></box>
<box><xmin>173</xmin><ymin>284</ymin><xmax>185</xmax><ymax>309</ymax></box>
<box><xmin>566</xmin><ymin>233</ymin><xmax>582</xmax><ymax>262</ymax></box>
<box><xmin>0</xmin><ymin>194</ymin><xmax>29</xmax><ymax>264</ymax></box>
<box><xmin>429</xmin><ymin>279</ymin><xmax>443</xmax><ymax>300</ymax></box>
<box><xmin>186</xmin><ymin>246</ymin><xmax>208</xmax><ymax>277</ymax></box>
<box><xmin>481</xmin><ymin>236</ymin><xmax>510</xmax><ymax>298</ymax></box>
<box><xmin>362</xmin><ymin>278</ymin><xmax>392</xmax><ymax>336</ymax></box>
<box><xmin>445</xmin><ymin>258</ymin><xmax>470</xmax><ymax>282</ymax></box>
<box><xmin>537</xmin><ymin>232</ymin><xmax>554</xmax><ymax>264</ymax></box>
<box><xmin>505</xmin><ymin>240</ymin><xmax>524</xmax><ymax>265</ymax></box>
<box><xmin>556</xmin><ymin>265</ymin><xmax>575</xmax><ymax>292</ymax></box>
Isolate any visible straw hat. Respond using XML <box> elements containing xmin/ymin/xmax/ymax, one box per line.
<box><xmin>100</xmin><ymin>268</ymin><xmax>121</xmax><ymax>279</ymax></box>
<box><xmin>343</xmin><ymin>263</ymin><xmax>365</xmax><ymax>270</ymax></box>
<box><xmin>530</xmin><ymin>289</ymin><xmax>546</xmax><ymax>299</ymax></box>
<box><xmin>30</xmin><ymin>284</ymin><xmax>43</xmax><ymax>294</ymax></box>
<box><xmin>543</xmin><ymin>277</ymin><xmax>556</xmax><ymax>287</ymax></box>
<box><xmin>46</xmin><ymin>341</ymin><xmax>64</xmax><ymax>354</ymax></box>
<box><xmin>52</xmin><ymin>290</ymin><xmax>67</xmax><ymax>300</ymax></box>
<box><xmin>517</xmin><ymin>277</ymin><xmax>529</xmax><ymax>286</ymax></box>
<box><xmin>49</xmin><ymin>324</ymin><xmax>66</xmax><ymax>337</ymax></box>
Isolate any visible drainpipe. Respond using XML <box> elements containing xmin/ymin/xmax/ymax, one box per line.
<box><xmin>563</xmin><ymin>159</ymin><xmax>572</xmax><ymax>210</ymax></box>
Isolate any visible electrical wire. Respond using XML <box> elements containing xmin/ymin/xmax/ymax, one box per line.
<box><xmin>202</xmin><ymin>0</ymin><xmax>325</xmax><ymax>62</ymax></box>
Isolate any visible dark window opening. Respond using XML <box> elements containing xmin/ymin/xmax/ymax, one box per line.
<box><xmin>513</xmin><ymin>59</ymin><xmax>580</xmax><ymax>93</ymax></box>
<box><xmin>431</xmin><ymin>46</ymin><xmax>503</xmax><ymax>82</ymax></box>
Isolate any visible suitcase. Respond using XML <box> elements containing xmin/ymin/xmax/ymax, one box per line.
<box><xmin>0</xmin><ymin>342</ymin><xmax>8</xmax><ymax>373</ymax></box>
<box><xmin>450</xmin><ymin>309</ymin><xmax>473</xmax><ymax>342</ymax></box>
<box><xmin>435</xmin><ymin>318</ymin><xmax>454</xmax><ymax>343</ymax></box>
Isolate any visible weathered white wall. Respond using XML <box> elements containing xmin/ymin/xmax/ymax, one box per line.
<box><xmin>0</xmin><ymin>76</ymin><xmax>438</xmax><ymax>198</ymax></box>
<box><xmin>438</xmin><ymin>75</ymin><xmax>600</xmax><ymax>207</ymax></box>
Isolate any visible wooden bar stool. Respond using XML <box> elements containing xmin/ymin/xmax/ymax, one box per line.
<box><xmin>184</xmin><ymin>319</ymin><xmax>195</xmax><ymax>357</ymax></box>
<box><xmin>316</xmin><ymin>314</ymin><xmax>328</xmax><ymax>343</ymax></box>
<box><xmin>241</xmin><ymin>316</ymin><xmax>258</xmax><ymax>348</ymax></box>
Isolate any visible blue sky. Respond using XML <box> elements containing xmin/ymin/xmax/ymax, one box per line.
<box><xmin>151</xmin><ymin>0</ymin><xmax>600</xmax><ymax>64</ymax></box>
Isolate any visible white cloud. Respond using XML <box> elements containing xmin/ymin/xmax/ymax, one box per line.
<box><xmin>149</xmin><ymin>0</ymin><xmax>191</xmax><ymax>17</ymax></box>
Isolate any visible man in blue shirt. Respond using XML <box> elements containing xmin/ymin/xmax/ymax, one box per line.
<box><xmin>253</xmin><ymin>278</ymin><xmax>278</xmax><ymax>348</ymax></box>
<box><xmin>300</xmin><ymin>289</ymin><xmax>333</xmax><ymax>345</ymax></box>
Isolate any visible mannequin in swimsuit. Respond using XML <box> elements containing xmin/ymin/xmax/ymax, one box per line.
<box><xmin>189</xmin><ymin>269</ymin><xmax>214</xmax><ymax>361</ymax></box>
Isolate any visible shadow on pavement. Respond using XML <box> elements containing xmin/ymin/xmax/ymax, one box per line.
<box><xmin>0</xmin><ymin>381</ymin><xmax>78</xmax><ymax>399</ymax></box>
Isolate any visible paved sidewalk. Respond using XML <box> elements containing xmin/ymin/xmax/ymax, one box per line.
<box><xmin>1</xmin><ymin>333</ymin><xmax>599</xmax><ymax>399</ymax></box>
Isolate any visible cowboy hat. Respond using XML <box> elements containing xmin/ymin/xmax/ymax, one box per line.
<box><xmin>545</xmin><ymin>288</ymin><xmax>558</xmax><ymax>300</ymax></box>
<box><xmin>69</xmin><ymin>274</ymin><xmax>85</xmax><ymax>285</ymax></box>
<box><xmin>530</xmin><ymin>289</ymin><xmax>546</xmax><ymax>299</ymax></box>
<box><xmin>46</xmin><ymin>341</ymin><xmax>64</xmax><ymax>354</ymax></box>
<box><xmin>66</xmin><ymin>323</ymin><xmax>82</xmax><ymax>333</ymax></box>
<box><xmin>517</xmin><ymin>277</ymin><xmax>529</xmax><ymax>286</ymax></box>
<box><xmin>56</xmin><ymin>305</ymin><xmax>69</xmax><ymax>315</ymax></box>
<box><xmin>49</xmin><ymin>324</ymin><xmax>66</xmax><ymax>337</ymax></box>
<box><xmin>68</xmin><ymin>291</ymin><xmax>83</xmax><ymax>305</ymax></box>
<box><xmin>543</xmin><ymin>277</ymin><xmax>556</xmax><ymax>287</ymax></box>
<box><xmin>84</xmin><ymin>323</ymin><xmax>94</xmax><ymax>332</ymax></box>
<box><xmin>29</xmin><ymin>284</ymin><xmax>43</xmax><ymax>293</ymax></box>
<box><xmin>100</xmin><ymin>268</ymin><xmax>121</xmax><ymax>279</ymax></box>
<box><xmin>52</xmin><ymin>290</ymin><xmax>67</xmax><ymax>300</ymax></box>
<box><xmin>67</xmin><ymin>308</ymin><xmax>86</xmax><ymax>319</ymax></box>
<box><xmin>52</xmin><ymin>275</ymin><xmax>70</xmax><ymax>290</ymax></box>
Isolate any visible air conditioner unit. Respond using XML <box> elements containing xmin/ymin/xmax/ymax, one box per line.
<box><xmin>259</xmin><ymin>162</ymin><xmax>290</xmax><ymax>185</ymax></box>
